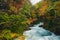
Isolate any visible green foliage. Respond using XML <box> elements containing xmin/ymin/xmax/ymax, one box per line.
<box><xmin>0</xmin><ymin>0</ymin><xmax>60</xmax><ymax>39</ymax></box>
<box><xmin>0</xmin><ymin>29</ymin><xmax>11</xmax><ymax>40</ymax></box>
<box><xmin>0</xmin><ymin>1</ymin><xmax>38</xmax><ymax>39</ymax></box>
<box><xmin>0</xmin><ymin>12</ymin><xmax>29</xmax><ymax>39</ymax></box>
<box><xmin>19</xmin><ymin>1</ymin><xmax>31</xmax><ymax>18</ymax></box>
<box><xmin>3</xmin><ymin>29</ymin><xmax>11</xmax><ymax>40</ymax></box>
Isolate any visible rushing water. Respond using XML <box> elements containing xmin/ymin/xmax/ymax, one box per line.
<box><xmin>14</xmin><ymin>22</ymin><xmax>60</xmax><ymax>40</ymax></box>
<box><xmin>23</xmin><ymin>22</ymin><xmax>60</xmax><ymax>40</ymax></box>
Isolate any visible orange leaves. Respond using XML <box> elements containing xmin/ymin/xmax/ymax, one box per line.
<box><xmin>7</xmin><ymin>0</ymin><xmax>26</xmax><ymax>13</ymax></box>
<box><xmin>40</xmin><ymin>4</ymin><xmax>48</xmax><ymax>13</ymax></box>
<box><xmin>10</xmin><ymin>5</ymin><xmax>18</xmax><ymax>13</ymax></box>
<box><xmin>27</xmin><ymin>18</ymin><xmax>37</xmax><ymax>24</ymax></box>
<box><xmin>10</xmin><ymin>33</ymin><xmax>19</xmax><ymax>38</ymax></box>
<box><xmin>39</xmin><ymin>0</ymin><xmax>49</xmax><ymax>16</ymax></box>
<box><xmin>10</xmin><ymin>33</ymin><xmax>17</xmax><ymax>38</ymax></box>
<box><xmin>18</xmin><ymin>36</ymin><xmax>25</xmax><ymax>40</ymax></box>
<box><xmin>14</xmin><ymin>0</ymin><xmax>25</xmax><ymax>10</ymax></box>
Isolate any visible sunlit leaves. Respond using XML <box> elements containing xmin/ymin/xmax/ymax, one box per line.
<box><xmin>39</xmin><ymin>1</ymin><xmax>49</xmax><ymax>16</ymax></box>
<box><xmin>35</xmin><ymin>2</ymin><xmax>42</xmax><ymax>9</ymax></box>
<box><xmin>9</xmin><ymin>5</ymin><xmax>17</xmax><ymax>13</ymax></box>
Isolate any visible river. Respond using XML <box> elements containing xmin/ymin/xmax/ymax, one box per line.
<box><xmin>15</xmin><ymin>22</ymin><xmax>60</xmax><ymax>40</ymax></box>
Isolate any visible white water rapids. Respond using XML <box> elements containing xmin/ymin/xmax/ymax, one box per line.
<box><xmin>15</xmin><ymin>22</ymin><xmax>60</xmax><ymax>40</ymax></box>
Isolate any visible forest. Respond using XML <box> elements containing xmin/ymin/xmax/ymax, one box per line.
<box><xmin>0</xmin><ymin>0</ymin><xmax>60</xmax><ymax>40</ymax></box>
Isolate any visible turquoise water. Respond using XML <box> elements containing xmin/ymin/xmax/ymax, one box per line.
<box><xmin>23</xmin><ymin>22</ymin><xmax>60</xmax><ymax>40</ymax></box>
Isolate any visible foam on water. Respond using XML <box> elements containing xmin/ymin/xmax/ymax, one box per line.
<box><xmin>23</xmin><ymin>22</ymin><xmax>60</xmax><ymax>40</ymax></box>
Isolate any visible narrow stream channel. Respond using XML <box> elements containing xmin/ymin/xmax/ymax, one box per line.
<box><xmin>23</xmin><ymin>22</ymin><xmax>60</xmax><ymax>40</ymax></box>
<box><xmin>14</xmin><ymin>22</ymin><xmax>60</xmax><ymax>40</ymax></box>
